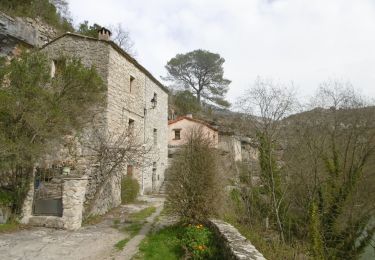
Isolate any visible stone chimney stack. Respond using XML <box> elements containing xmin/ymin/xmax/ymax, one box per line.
<box><xmin>98</xmin><ymin>27</ymin><xmax>111</xmax><ymax>41</ymax></box>
<box><xmin>186</xmin><ymin>114</ymin><xmax>193</xmax><ymax>118</ymax></box>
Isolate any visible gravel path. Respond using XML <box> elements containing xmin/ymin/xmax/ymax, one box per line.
<box><xmin>114</xmin><ymin>202</ymin><xmax>164</xmax><ymax>260</ymax></box>
<box><xmin>0</xmin><ymin>195</ymin><xmax>164</xmax><ymax>260</ymax></box>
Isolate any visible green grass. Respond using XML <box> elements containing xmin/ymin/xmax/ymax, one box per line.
<box><xmin>135</xmin><ymin>224</ymin><xmax>224</xmax><ymax>260</ymax></box>
<box><xmin>121</xmin><ymin>222</ymin><xmax>143</xmax><ymax>236</ymax></box>
<box><xmin>113</xmin><ymin>206</ymin><xmax>157</xmax><ymax>251</ymax></box>
<box><xmin>0</xmin><ymin>221</ymin><xmax>20</xmax><ymax>233</ymax></box>
<box><xmin>114</xmin><ymin>238</ymin><xmax>130</xmax><ymax>251</ymax></box>
<box><xmin>129</xmin><ymin>206</ymin><xmax>156</xmax><ymax>222</ymax></box>
<box><xmin>136</xmin><ymin>225</ymin><xmax>185</xmax><ymax>260</ymax></box>
<box><xmin>227</xmin><ymin>219</ymin><xmax>308</xmax><ymax>260</ymax></box>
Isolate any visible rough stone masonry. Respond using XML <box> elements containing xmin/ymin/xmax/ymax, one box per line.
<box><xmin>20</xmin><ymin>31</ymin><xmax>168</xmax><ymax>230</ymax></box>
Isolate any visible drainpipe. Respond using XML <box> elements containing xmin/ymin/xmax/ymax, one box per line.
<box><xmin>142</xmin><ymin>74</ymin><xmax>147</xmax><ymax>194</ymax></box>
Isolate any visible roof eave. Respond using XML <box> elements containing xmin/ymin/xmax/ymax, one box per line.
<box><xmin>41</xmin><ymin>32</ymin><xmax>169</xmax><ymax>94</ymax></box>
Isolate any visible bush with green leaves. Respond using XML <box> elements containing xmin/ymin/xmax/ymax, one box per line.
<box><xmin>180</xmin><ymin>224</ymin><xmax>216</xmax><ymax>259</ymax></box>
<box><xmin>121</xmin><ymin>176</ymin><xmax>140</xmax><ymax>204</ymax></box>
<box><xmin>0</xmin><ymin>52</ymin><xmax>104</xmax><ymax>214</ymax></box>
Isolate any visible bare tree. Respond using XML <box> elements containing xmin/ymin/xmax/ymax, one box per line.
<box><xmin>83</xmin><ymin>125</ymin><xmax>153</xmax><ymax>215</ymax></box>
<box><xmin>237</xmin><ymin>77</ymin><xmax>297</xmax><ymax>242</ymax></box>
<box><xmin>166</xmin><ymin>127</ymin><xmax>224</xmax><ymax>222</ymax></box>
<box><xmin>311</xmin><ymin>79</ymin><xmax>365</xmax><ymax>109</ymax></box>
<box><xmin>109</xmin><ymin>23</ymin><xmax>136</xmax><ymax>57</ymax></box>
<box><xmin>285</xmin><ymin>80</ymin><xmax>375</xmax><ymax>258</ymax></box>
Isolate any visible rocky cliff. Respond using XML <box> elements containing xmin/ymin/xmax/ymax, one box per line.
<box><xmin>0</xmin><ymin>11</ymin><xmax>57</xmax><ymax>57</ymax></box>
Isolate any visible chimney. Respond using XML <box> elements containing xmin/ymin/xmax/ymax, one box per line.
<box><xmin>186</xmin><ymin>114</ymin><xmax>193</xmax><ymax>118</ymax></box>
<box><xmin>98</xmin><ymin>27</ymin><xmax>112</xmax><ymax>41</ymax></box>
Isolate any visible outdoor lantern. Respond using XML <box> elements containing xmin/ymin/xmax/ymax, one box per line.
<box><xmin>151</xmin><ymin>93</ymin><xmax>157</xmax><ymax>109</ymax></box>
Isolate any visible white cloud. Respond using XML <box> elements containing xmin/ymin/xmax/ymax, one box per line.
<box><xmin>67</xmin><ymin>0</ymin><xmax>375</xmax><ymax>104</ymax></box>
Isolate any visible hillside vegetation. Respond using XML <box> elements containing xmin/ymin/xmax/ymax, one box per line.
<box><xmin>0</xmin><ymin>0</ymin><xmax>74</xmax><ymax>32</ymax></box>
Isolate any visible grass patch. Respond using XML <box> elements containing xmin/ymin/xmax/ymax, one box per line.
<box><xmin>121</xmin><ymin>222</ymin><xmax>143</xmax><ymax>236</ymax></box>
<box><xmin>228</xmin><ymin>220</ymin><xmax>308</xmax><ymax>260</ymax></box>
<box><xmin>114</xmin><ymin>238</ymin><xmax>130</xmax><ymax>251</ymax></box>
<box><xmin>135</xmin><ymin>224</ymin><xmax>224</xmax><ymax>260</ymax></box>
<box><xmin>112</xmin><ymin>219</ymin><xmax>121</xmax><ymax>229</ymax></box>
<box><xmin>129</xmin><ymin>206</ymin><xmax>156</xmax><ymax>222</ymax></box>
<box><xmin>136</xmin><ymin>225</ymin><xmax>185</xmax><ymax>260</ymax></box>
<box><xmin>113</xmin><ymin>206</ymin><xmax>157</xmax><ymax>251</ymax></box>
<box><xmin>0</xmin><ymin>221</ymin><xmax>20</xmax><ymax>233</ymax></box>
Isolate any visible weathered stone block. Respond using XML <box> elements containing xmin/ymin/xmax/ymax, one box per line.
<box><xmin>209</xmin><ymin>219</ymin><xmax>266</xmax><ymax>260</ymax></box>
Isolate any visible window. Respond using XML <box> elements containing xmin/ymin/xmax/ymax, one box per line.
<box><xmin>127</xmin><ymin>165</ymin><xmax>133</xmax><ymax>177</ymax></box>
<box><xmin>51</xmin><ymin>59</ymin><xmax>64</xmax><ymax>78</ymax></box>
<box><xmin>130</xmin><ymin>75</ymin><xmax>135</xmax><ymax>93</ymax></box>
<box><xmin>152</xmin><ymin>162</ymin><xmax>157</xmax><ymax>179</ymax></box>
<box><xmin>128</xmin><ymin>119</ymin><xmax>135</xmax><ymax>135</ymax></box>
<box><xmin>153</xmin><ymin>128</ymin><xmax>157</xmax><ymax>146</ymax></box>
<box><xmin>174</xmin><ymin>129</ymin><xmax>181</xmax><ymax>140</ymax></box>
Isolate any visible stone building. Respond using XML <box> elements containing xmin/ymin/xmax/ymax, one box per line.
<box><xmin>21</xmin><ymin>29</ymin><xmax>168</xmax><ymax>230</ymax></box>
<box><xmin>167</xmin><ymin>114</ymin><xmax>219</xmax><ymax>158</ymax></box>
<box><xmin>168</xmin><ymin>114</ymin><xmax>218</xmax><ymax>147</ymax></box>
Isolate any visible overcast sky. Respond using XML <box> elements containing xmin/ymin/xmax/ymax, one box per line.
<box><xmin>67</xmin><ymin>0</ymin><xmax>375</xmax><ymax>104</ymax></box>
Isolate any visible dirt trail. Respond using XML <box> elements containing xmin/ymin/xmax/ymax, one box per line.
<box><xmin>0</xmin><ymin>195</ymin><xmax>164</xmax><ymax>260</ymax></box>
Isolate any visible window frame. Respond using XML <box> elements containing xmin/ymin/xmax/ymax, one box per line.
<box><xmin>129</xmin><ymin>75</ymin><xmax>135</xmax><ymax>93</ymax></box>
<box><xmin>128</xmin><ymin>118</ymin><xmax>135</xmax><ymax>135</ymax></box>
<box><xmin>174</xmin><ymin>129</ymin><xmax>181</xmax><ymax>140</ymax></box>
<box><xmin>153</xmin><ymin>128</ymin><xmax>157</xmax><ymax>146</ymax></box>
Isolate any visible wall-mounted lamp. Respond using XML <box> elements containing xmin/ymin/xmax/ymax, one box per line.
<box><xmin>151</xmin><ymin>93</ymin><xmax>157</xmax><ymax>109</ymax></box>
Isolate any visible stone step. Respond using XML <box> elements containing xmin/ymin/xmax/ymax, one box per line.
<box><xmin>158</xmin><ymin>180</ymin><xmax>169</xmax><ymax>195</ymax></box>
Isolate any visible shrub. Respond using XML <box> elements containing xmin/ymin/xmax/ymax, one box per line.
<box><xmin>137</xmin><ymin>224</ymin><xmax>222</xmax><ymax>260</ymax></box>
<box><xmin>121</xmin><ymin>176</ymin><xmax>140</xmax><ymax>204</ymax></box>
<box><xmin>0</xmin><ymin>52</ymin><xmax>104</xmax><ymax>215</ymax></box>
<box><xmin>166</xmin><ymin>127</ymin><xmax>223</xmax><ymax>222</ymax></box>
<box><xmin>180</xmin><ymin>224</ymin><xmax>216</xmax><ymax>259</ymax></box>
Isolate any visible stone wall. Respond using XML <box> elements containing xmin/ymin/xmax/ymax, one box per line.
<box><xmin>41</xmin><ymin>33</ymin><xmax>168</xmax><ymax>214</ymax></box>
<box><xmin>41</xmin><ymin>35</ymin><xmax>113</xmax><ymax>216</ymax></box>
<box><xmin>209</xmin><ymin>219</ymin><xmax>266</xmax><ymax>260</ymax></box>
<box><xmin>21</xmin><ymin>176</ymin><xmax>88</xmax><ymax>230</ymax></box>
<box><xmin>143</xmin><ymin>75</ymin><xmax>168</xmax><ymax>193</ymax></box>
<box><xmin>62</xmin><ymin>177</ymin><xmax>88</xmax><ymax>230</ymax></box>
<box><xmin>106</xmin><ymin>41</ymin><xmax>168</xmax><ymax>194</ymax></box>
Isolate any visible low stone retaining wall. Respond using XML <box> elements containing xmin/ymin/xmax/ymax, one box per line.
<box><xmin>21</xmin><ymin>176</ymin><xmax>88</xmax><ymax>230</ymax></box>
<box><xmin>209</xmin><ymin>219</ymin><xmax>266</xmax><ymax>260</ymax></box>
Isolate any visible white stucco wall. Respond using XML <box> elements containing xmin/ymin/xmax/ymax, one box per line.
<box><xmin>168</xmin><ymin>118</ymin><xmax>219</xmax><ymax>148</ymax></box>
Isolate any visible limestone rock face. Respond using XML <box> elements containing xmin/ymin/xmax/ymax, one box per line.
<box><xmin>0</xmin><ymin>12</ymin><xmax>57</xmax><ymax>57</ymax></box>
